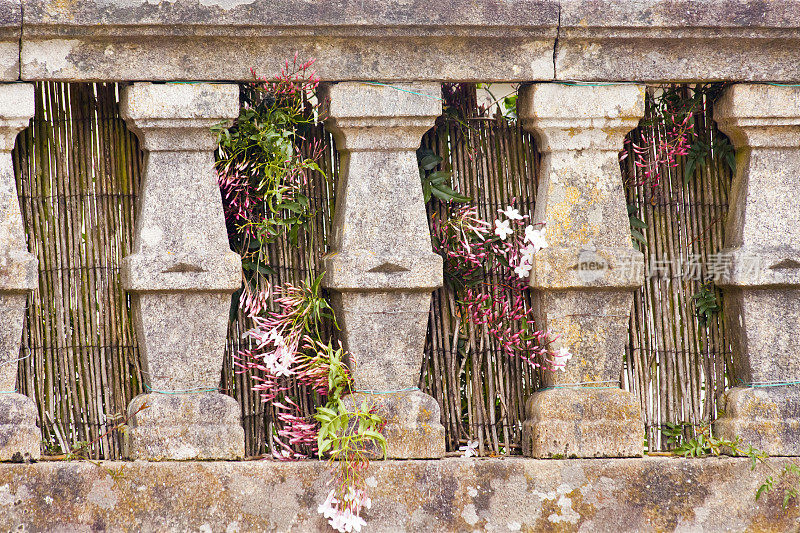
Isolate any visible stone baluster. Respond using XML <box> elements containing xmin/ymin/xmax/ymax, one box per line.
<box><xmin>319</xmin><ymin>82</ymin><xmax>445</xmax><ymax>459</ymax></box>
<box><xmin>713</xmin><ymin>84</ymin><xmax>800</xmax><ymax>455</ymax></box>
<box><xmin>518</xmin><ymin>83</ymin><xmax>645</xmax><ymax>458</ymax></box>
<box><xmin>119</xmin><ymin>82</ymin><xmax>244</xmax><ymax>460</ymax></box>
<box><xmin>0</xmin><ymin>83</ymin><xmax>39</xmax><ymax>461</ymax></box>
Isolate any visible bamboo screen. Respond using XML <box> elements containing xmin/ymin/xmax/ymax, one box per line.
<box><xmin>11</xmin><ymin>83</ymin><xmax>733</xmax><ymax>458</ymax></box>
<box><xmin>12</xmin><ymin>83</ymin><xmax>144</xmax><ymax>459</ymax></box>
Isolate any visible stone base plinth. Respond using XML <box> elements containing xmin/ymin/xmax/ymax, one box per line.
<box><xmin>714</xmin><ymin>386</ymin><xmax>800</xmax><ymax>456</ymax></box>
<box><xmin>0</xmin><ymin>457</ymin><xmax>798</xmax><ymax>531</ymax></box>
<box><xmin>0</xmin><ymin>393</ymin><xmax>40</xmax><ymax>461</ymax></box>
<box><xmin>343</xmin><ymin>390</ymin><xmax>445</xmax><ymax>459</ymax></box>
<box><xmin>123</xmin><ymin>392</ymin><xmax>244</xmax><ymax>460</ymax></box>
<box><xmin>522</xmin><ymin>388</ymin><xmax>643</xmax><ymax>458</ymax></box>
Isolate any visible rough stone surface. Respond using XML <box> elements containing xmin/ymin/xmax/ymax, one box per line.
<box><xmin>0</xmin><ymin>393</ymin><xmax>39</xmax><ymax>461</ymax></box>
<box><xmin>124</xmin><ymin>393</ymin><xmax>244</xmax><ymax>461</ymax></box>
<box><xmin>715</xmin><ymin>387</ymin><xmax>800</xmax><ymax>456</ymax></box>
<box><xmin>523</xmin><ymin>389</ymin><xmax>643</xmax><ymax>458</ymax></box>
<box><xmin>557</xmin><ymin>0</ymin><xmax>800</xmax><ymax>82</ymax></box>
<box><xmin>0</xmin><ymin>457</ymin><xmax>798</xmax><ymax>531</ymax></box>
<box><xmin>0</xmin><ymin>1</ymin><xmax>20</xmax><ymax>81</ymax></box>
<box><xmin>120</xmin><ymin>83</ymin><xmax>243</xmax><ymax>460</ymax></box>
<box><xmin>343</xmin><ymin>390</ymin><xmax>445</xmax><ymax>459</ymax></box>
<box><xmin>18</xmin><ymin>0</ymin><xmax>800</xmax><ymax>82</ymax></box>
<box><xmin>320</xmin><ymin>82</ymin><xmax>445</xmax><ymax>458</ymax></box>
<box><xmin>20</xmin><ymin>0</ymin><xmax>557</xmax><ymax>82</ymax></box>
<box><xmin>0</xmin><ymin>83</ymin><xmax>40</xmax><ymax>461</ymax></box>
<box><xmin>519</xmin><ymin>84</ymin><xmax>645</xmax><ymax>457</ymax></box>
<box><xmin>713</xmin><ymin>84</ymin><xmax>800</xmax><ymax>455</ymax></box>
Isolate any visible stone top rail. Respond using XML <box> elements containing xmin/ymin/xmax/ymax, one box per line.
<box><xmin>1</xmin><ymin>0</ymin><xmax>799</xmax><ymax>82</ymax></box>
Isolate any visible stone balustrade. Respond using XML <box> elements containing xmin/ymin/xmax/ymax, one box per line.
<box><xmin>0</xmin><ymin>0</ymin><xmax>797</xmax><ymax>514</ymax></box>
<box><xmin>519</xmin><ymin>84</ymin><xmax>646</xmax><ymax>458</ymax></box>
<box><xmin>713</xmin><ymin>84</ymin><xmax>800</xmax><ymax>456</ymax></box>
<box><xmin>0</xmin><ymin>83</ymin><xmax>39</xmax><ymax>461</ymax></box>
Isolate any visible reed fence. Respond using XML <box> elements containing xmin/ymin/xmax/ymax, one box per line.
<box><xmin>11</xmin><ymin>82</ymin><xmax>733</xmax><ymax>458</ymax></box>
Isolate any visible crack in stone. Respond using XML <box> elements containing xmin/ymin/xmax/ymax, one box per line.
<box><xmin>553</xmin><ymin>1</ymin><xmax>561</xmax><ymax>79</ymax></box>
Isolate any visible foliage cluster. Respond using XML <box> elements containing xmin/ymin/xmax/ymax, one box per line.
<box><xmin>215</xmin><ymin>58</ymin><xmax>385</xmax><ymax>533</ymax></box>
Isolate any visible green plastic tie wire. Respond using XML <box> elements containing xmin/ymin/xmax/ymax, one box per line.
<box><xmin>0</xmin><ymin>390</ymin><xmax>17</xmax><ymax>394</ymax></box>
<box><xmin>354</xmin><ymin>386</ymin><xmax>420</xmax><ymax>395</ymax></box>
<box><xmin>358</xmin><ymin>82</ymin><xmax>443</xmax><ymax>101</ymax></box>
<box><xmin>144</xmin><ymin>384</ymin><xmax>218</xmax><ymax>394</ymax></box>
<box><xmin>737</xmin><ymin>378</ymin><xmax>800</xmax><ymax>388</ymax></box>
<box><xmin>763</xmin><ymin>82</ymin><xmax>800</xmax><ymax>87</ymax></box>
<box><xmin>540</xmin><ymin>380</ymin><xmax>621</xmax><ymax>391</ymax></box>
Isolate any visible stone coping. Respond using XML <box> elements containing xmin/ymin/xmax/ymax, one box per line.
<box><xmin>0</xmin><ymin>456</ymin><xmax>797</xmax><ymax>531</ymax></box>
<box><xmin>3</xmin><ymin>0</ymin><xmax>799</xmax><ymax>82</ymax></box>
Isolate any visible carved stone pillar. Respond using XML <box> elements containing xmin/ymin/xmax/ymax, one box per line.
<box><xmin>120</xmin><ymin>83</ymin><xmax>244</xmax><ymax>460</ymax></box>
<box><xmin>0</xmin><ymin>83</ymin><xmax>39</xmax><ymax>461</ymax></box>
<box><xmin>713</xmin><ymin>84</ymin><xmax>800</xmax><ymax>455</ymax></box>
<box><xmin>320</xmin><ymin>82</ymin><xmax>445</xmax><ymax>459</ymax></box>
<box><xmin>518</xmin><ymin>83</ymin><xmax>645</xmax><ymax>458</ymax></box>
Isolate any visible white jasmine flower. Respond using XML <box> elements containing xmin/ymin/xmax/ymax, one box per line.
<box><xmin>499</xmin><ymin>205</ymin><xmax>523</xmax><ymax>220</ymax></box>
<box><xmin>318</xmin><ymin>490</ymin><xmax>339</xmax><ymax>520</ymax></box>
<box><xmin>520</xmin><ymin>244</ymin><xmax>537</xmax><ymax>264</ymax></box>
<box><xmin>514</xmin><ymin>262</ymin><xmax>532</xmax><ymax>279</ymax></box>
<box><xmin>524</xmin><ymin>226</ymin><xmax>548</xmax><ymax>253</ymax></box>
<box><xmin>459</xmin><ymin>440</ymin><xmax>480</xmax><ymax>458</ymax></box>
<box><xmin>552</xmin><ymin>347</ymin><xmax>573</xmax><ymax>371</ymax></box>
<box><xmin>329</xmin><ymin>512</ymin><xmax>347</xmax><ymax>533</ymax></box>
<box><xmin>494</xmin><ymin>219</ymin><xmax>513</xmax><ymax>241</ymax></box>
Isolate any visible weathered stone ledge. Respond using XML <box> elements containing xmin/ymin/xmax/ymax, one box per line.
<box><xmin>4</xmin><ymin>0</ymin><xmax>800</xmax><ymax>82</ymax></box>
<box><xmin>1</xmin><ymin>457</ymin><xmax>798</xmax><ymax>531</ymax></box>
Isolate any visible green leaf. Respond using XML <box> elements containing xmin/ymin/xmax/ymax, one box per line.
<box><xmin>631</xmin><ymin>229</ymin><xmax>648</xmax><ymax>246</ymax></box>
<box><xmin>422</xmin><ymin>180</ymin><xmax>432</xmax><ymax>203</ymax></box>
<box><xmin>431</xmin><ymin>184</ymin><xmax>471</xmax><ymax>203</ymax></box>
<box><xmin>420</xmin><ymin>154</ymin><xmax>443</xmax><ymax>171</ymax></box>
<box><xmin>629</xmin><ymin>216</ymin><xmax>647</xmax><ymax>230</ymax></box>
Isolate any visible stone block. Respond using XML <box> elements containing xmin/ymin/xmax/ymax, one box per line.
<box><xmin>124</xmin><ymin>393</ymin><xmax>244</xmax><ymax>461</ymax></box>
<box><xmin>2</xmin><ymin>457</ymin><xmax>800</xmax><ymax>530</ymax></box>
<box><xmin>120</xmin><ymin>82</ymin><xmax>244</xmax><ymax>460</ymax></box>
<box><xmin>0</xmin><ymin>83</ymin><xmax>33</xmax><ymax>150</ymax></box>
<box><xmin>534</xmin><ymin>290</ymin><xmax>634</xmax><ymax>386</ymax></box>
<box><xmin>0</xmin><ymin>83</ymin><xmax>39</xmax><ymax>462</ymax></box>
<box><xmin>530</xmin><ymin>246</ymin><xmax>644</xmax><ymax>291</ymax></box>
<box><xmin>20</xmin><ymin>0</ymin><xmax>558</xmax><ymax>82</ymax></box>
<box><xmin>557</xmin><ymin>0</ymin><xmax>800</xmax><ymax>82</ymax></box>
<box><xmin>0</xmin><ymin>1</ymin><xmax>19</xmax><ymax>81</ymax></box>
<box><xmin>320</xmin><ymin>82</ymin><xmax>445</xmax><ymax>458</ymax></box>
<box><xmin>715</xmin><ymin>386</ymin><xmax>800</xmax><ymax>456</ymax></box>
<box><xmin>122</xmin><ymin>251</ymin><xmax>241</xmax><ymax>293</ymax></box>
<box><xmin>343</xmin><ymin>390</ymin><xmax>445</xmax><ymax>459</ymax></box>
<box><xmin>523</xmin><ymin>388</ymin><xmax>644</xmax><ymax>458</ymax></box>
<box><xmin>333</xmin><ymin>292</ymin><xmax>432</xmax><ymax>392</ymax></box>
<box><xmin>132</xmin><ymin>293</ymin><xmax>232</xmax><ymax>392</ymax></box>
<box><xmin>712</xmin><ymin>84</ymin><xmax>800</xmax><ymax>449</ymax></box>
<box><xmin>0</xmin><ymin>294</ymin><xmax>27</xmax><ymax>391</ymax></box>
<box><xmin>519</xmin><ymin>83</ymin><xmax>646</xmax><ymax>458</ymax></box>
<box><xmin>0</xmin><ymin>393</ymin><xmax>39</xmax><ymax>461</ymax></box>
